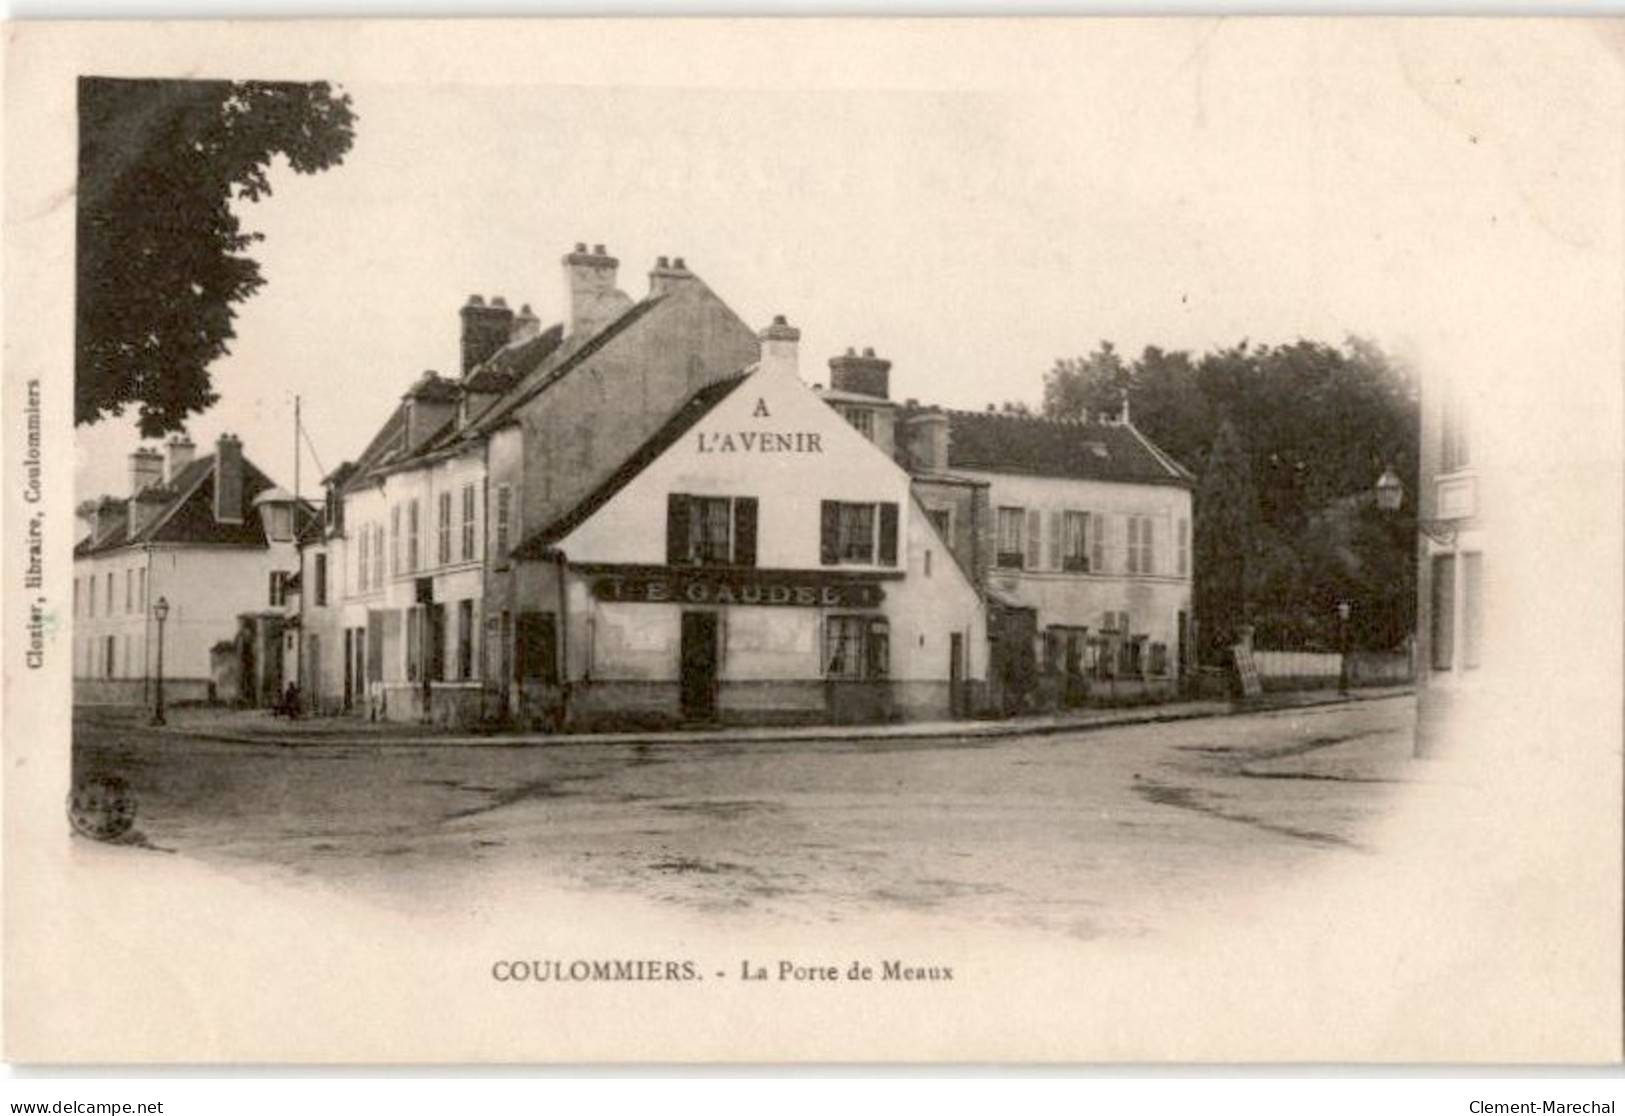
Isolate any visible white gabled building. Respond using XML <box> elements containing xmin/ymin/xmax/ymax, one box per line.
<box><xmin>73</xmin><ymin>434</ymin><xmax>309</xmax><ymax>707</ymax></box>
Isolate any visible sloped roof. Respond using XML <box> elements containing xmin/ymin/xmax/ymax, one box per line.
<box><xmin>511</xmin><ymin>370</ymin><xmax>753</xmax><ymax>559</ymax></box>
<box><xmin>74</xmin><ymin>453</ymin><xmax>308</xmax><ymax>557</ymax></box>
<box><xmin>935</xmin><ymin>409</ymin><xmax>1194</xmax><ymax>487</ymax></box>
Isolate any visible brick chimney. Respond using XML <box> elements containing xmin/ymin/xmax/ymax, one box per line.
<box><xmin>901</xmin><ymin>408</ymin><xmax>951</xmax><ymax>473</ymax></box>
<box><xmin>509</xmin><ymin>302</ymin><xmax>541</xmax><ymax>345</ymax></box>
<box><xmin>460</xmin><ymin>295</ymin><xmax>516</xmax><ymax>375</ymax></box>
<box><xmin>403</xmin><ymin>371</ymin><xmax>461</xmax><ymax>449</ymax></box>
<box><xmin>648</xmin><ymin>255</ymin><xmax>696</xmax><ymax>298</ymax></box>
<box><xmin>563</xmin><ymin>243</ymin><xmax>632</xmax><ymax>340</ymax></box>
<box><xmin>91</xmin><ymin>495</ymin><xmax>127</xmax><ymax>546</ymax></box>
<box><xmin>213</xmin><ymin>433</ymin><xmax>244</xmax><ymax>524</ymax></box>
<box><xmin>829</xmin><ymin>347</ymin><xmax>892</xmax><ymax>400</ymax></box>
<box><xmin>127</xmin><ymin>486</ymin><xmax>168</xmax><ymax>536</ymax></box>
<box><xmin>759</xmin><ymin>315</ymin><xmax>801</xmax><ymax>379</ymax></box>
<box><xmin>128</xmin><ymin>447</ymin><xmax>163</xmax><ymax>495</ymax></box>
<box><xmin>165</xmin><ymin>435</ymin><xmax>195</xmax><ymax>483</ymax></box>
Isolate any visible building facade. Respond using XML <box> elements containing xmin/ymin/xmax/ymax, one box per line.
<box><xmin>510</xmin><ymin>320</ymin><xmax>987</xmax><ymax>728</ymax></box>
<box><xmin>1414</xmin><ymin>371</ymin><xmax>1484</xmax><ymax>754</ymax></box>
<box><xmin>811</xmin><ymin>346</ymin><xmax>1196</xmax><ymax>713</ymax></box>
<box><xmin>73</xmin><ymin>434</ymin><xmax>306</xmax><ymax>706</ymax></box>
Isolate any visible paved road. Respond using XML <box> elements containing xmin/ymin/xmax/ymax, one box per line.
<box><xmin>73</xmin><ymin>696</ymin><xmax>1417</xmax><ymax>940</ymax></box>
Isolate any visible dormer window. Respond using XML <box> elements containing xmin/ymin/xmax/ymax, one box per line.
<box><xmin>843</xmin><ymin>407</ymin><xmax>875</xmax><ymax>441</ymax></box>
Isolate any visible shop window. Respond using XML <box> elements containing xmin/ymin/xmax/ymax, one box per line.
<box><xmin>824</xmin><ymin>615</ymin><xmax>889</xmax><ymax>680</ymax></box>
<box><xmin>1430</xmin><ymin>554</ymin><xmax>1455</xmax><ymax>670</ymax></box>
<box><xmin>1044</xmin><ymin>629</ymin><xmax>1064</xmax><ymax>674</ymax></box>
<box><xmin>517</xmin><ymin>611</ymin><xmax>559</xmax><ymax>684</ymax></box>
<box><xmin>1149</xmin><ymin>641</ymin><xmax>1169</xmax><ymax>676</ymax></box>
<box><xmin>819</xmin><ymin>501</ymin><xmax>897</xmax><ymax>567</ymax></box>
<box><xmin>995</xmin><ymin>506</ymin><xmax>1025</xmax><ymax>568</ymax></box>
<box><xmin>667</xmin><ymin>494</ymin><xmax>758</xmax><ymax>567</ymax></box>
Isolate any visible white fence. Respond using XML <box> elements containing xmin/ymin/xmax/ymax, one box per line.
<box><xmin>1252</xmin><ymin>649</ymin><xmax>1413</xmax><ymax>690</ymax></box>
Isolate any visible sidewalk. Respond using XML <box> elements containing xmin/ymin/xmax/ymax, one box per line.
<box><xmin>141</xmin><ymin>685</ymin><xmax>1415</xmax><ymax>749</ymax></box>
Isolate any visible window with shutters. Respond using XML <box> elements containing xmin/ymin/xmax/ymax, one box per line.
<box><xmin>390</xmin><ymin>505</ymin><xmax>400</xmax><ymax>575</ymax></box>
<box><xmin>437</xmin><ymin>491</ymin><xmax>452</xmax><ymax>565</ymax></box>
<box><xmin>407</xmin><ymin>499</ymin><xmax>420</xmax><ymax>572</ymax></box>
<box><xmin>372</xmin><ymin>522</ymin><xmax>384</xmax><ymax>587</ymax></box>
<box><xmin>995</xmin><ymin>506</ymin><xmax>1025</xmax><ymax>569</ymax></box>
<box><xmin>314</xmin><ymin>553</ymin><xmax>328</xmax><ymax>606</ymax></box>
<box><xmin>269</xmin><ymin>570</ymin><xmax>287</xmax><ymax>607</ymax></box>
<box><xmin>138</xmin><ymin>568</ymin><xmax>146</xmax><ymax>611</ymax></box>
<box><xmin>107</xmin><ymin>573</ymin><xmax>114</xmax><ymax>614</ymax></box>
<box><xmin>125</xmin><ymin>569</ymin><xmax>133</xmax><ymax>613</ymax></box>
<box><xmin>824</xmin><ymin>615</ymin><xmax>889</xmax><ymax>680</ymax></box>
<box><xmin>1025</xmin><ymin>509</ymin><xmax>1042</xmax><ymax>570</ymax></box>
<box><xmin>1177</xmin><ymin>517</ymin><xmax>1189</xmax><ymax>577</ymax></box>
<box><xmin>666</xmin><ymin>494</ymin><xmax>758</xmax><ymax>566</ymax></box>
<box><xmin>1062</xmin><ymin>511</ymin><xmax>1090</xmax><ymax>571</ymax></box>
<box><xmin>818</xmin><ymin>501</ymin><xmax>897</xmax><ymax>566</ymax></box>
<box><xmin>88</xmin><ymin>575</ymin><xmax>95</xmax><ymax>617</ymax></box>
<box><xmin>358</xmin><ymin>528</ymin><xmax>369</xmax><ymax>591</ymax></box>
<box><xmin>461</xmin><ymin>484</ymin><xmax>476</xmax><ymax>560</ymax></box>
<box><xmin>494</xmin><ymin>485</ymin><xmax>512</xmax><ymax>560</ymax></box>
<box><xmin>1126</xmin><ymin>515</ymin><xmax>1154</xmax><ymax>575</ymax></box>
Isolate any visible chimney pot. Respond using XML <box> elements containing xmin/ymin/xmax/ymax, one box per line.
<box><xmin>491</xmin><ymin>296</ymin><xmax>508</xmax><ymax>309</ymax></box>
<box><xmin>673</xmin><ymin>257</ymin><xmax>686</xmax><ymax>270</ymax></box>
<box><xmin>863</xmin><ymin>347</ymin><xmax>875</xmax><ymax>358</ymax></box>
<box><xmin>467</xmin><ymin>294</ymin><xmax>485</xmax><ymax>306</ymax></box>
<box><xmin>593</xmin><ymin>243</ymin><xmax>606</xmax><ymax>255</ymax></box>
<box><xmin>773</xmin><ymin>314</ymin><xmax>787</xmax><ymax>325</ymax></box>
<box><xmin>575</xmin><ymin>242</ymin><xmax>587</xmax><ymax>252</ymax></box>
<box><xmin>846</xmin><ymin>347</ymin><xmax>857</xmax><ymax>356</ymax></box>
<box><xmin>657</xmin><ymin>255</ymin><xmax>670</xmax><ymax>268</ymax></box>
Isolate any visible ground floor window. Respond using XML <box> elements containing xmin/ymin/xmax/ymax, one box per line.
<box><xmin>824</xmin><ymin>615</ymin><xmax>889</xmax><ymax>680</ymax></box>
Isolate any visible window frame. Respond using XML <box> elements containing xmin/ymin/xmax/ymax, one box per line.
<box><xmin>437</xmin><ymin>490</ymin><xmax>452</xmax><ymax>566</ymax></box>
<box><xmin>996</xmin><ymin>506</ymin><xmax>1025</xmax><ymax>569</ymax></box>
<box><xmin>823</xmin><ymin>614</ymin><xmax>889</xmax><ymax>680</ymax></box>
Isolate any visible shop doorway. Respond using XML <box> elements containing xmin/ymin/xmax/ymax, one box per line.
<box><xmin>680</xmin><ymin>611</ymin><xmax>719</xmax><ymax>721</ymax></box>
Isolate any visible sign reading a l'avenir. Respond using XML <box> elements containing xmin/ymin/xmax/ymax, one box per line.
<box><xmin>587</xmin><ymin>566</ymin><xmax>889</xmax><ymax>609</ymax></box>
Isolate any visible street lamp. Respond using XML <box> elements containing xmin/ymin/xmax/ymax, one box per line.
<box><xmin>151</xmin><ymin>596</ymin><xmax>170</xmax><ymax>727</ymax></box>
<box><xmin>1336</xmin><ymin>599</ymin><xmax>1352</xmax><ymax>696</ymax></box>
<box><xmin>1375</xmin><ymin>467</ymin><xmax>1404</xmax><ymax>512</ymax></box>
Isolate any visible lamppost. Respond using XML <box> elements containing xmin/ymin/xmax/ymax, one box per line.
<box><xmin>151</xmin><ymin>595</ymin><xmax>170</xmax><ymax>727</ymax></box>
<box><xmin>1336</xmin><ymin>599</ymin><xmax>1352</xmax><ymax>696</ymax></box>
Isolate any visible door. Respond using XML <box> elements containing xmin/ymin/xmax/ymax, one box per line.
<box><xmin>949</xmin><ymin>632</ymin><xmax>965</xmax><ymax>717</ymax></box>
<box><xmin>680</xmin><ymin>611</ymin><xmax>719</xmax><ymax>721</ymax></box>
<box><xmin>343</xmin><ymin>630</ymin><xmax>354</xmax><ymax>711</ymax></box>
<box><xmin>306</xmin><ymin>634</ymin><xmax>320</xmax><ymax>715</ymax></box>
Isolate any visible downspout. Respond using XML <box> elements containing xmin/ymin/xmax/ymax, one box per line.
<box><xmin>143</xmin><ymin>544</ymin><xmax>153</xmax><ymax>702</ymax></box>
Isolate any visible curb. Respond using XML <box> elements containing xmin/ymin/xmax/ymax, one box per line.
<box><xmin>147</xmin><ymin>688</ymin><xmax>1415</xmax><ymax>751</ymax></box>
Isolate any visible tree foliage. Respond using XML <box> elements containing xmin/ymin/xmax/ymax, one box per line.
<box><xmin>1043</xmin><ymin>335</ymin><xmax>1419</xmax><ymax>656</ymax></box>
<box><xmin>77</xmin><ymin>77</ymin><xmax>357</xmax><ymax>436</ymax></box>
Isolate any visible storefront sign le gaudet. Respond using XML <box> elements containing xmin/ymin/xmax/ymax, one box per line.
<box><xmin>694</xmin><ymin>397</ymin><xmax>826</xmax><ymax>455</ymax></box>
<box><xmin>594</xmin><ymin>573</ymin><xmax>885</xmax><ymax>609</ymax></box>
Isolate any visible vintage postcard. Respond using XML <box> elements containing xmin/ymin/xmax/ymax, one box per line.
<box><xmin>3</xmin><ymin>18</ymin><xmax>1621</xmax><ymax>1064</ymax></box>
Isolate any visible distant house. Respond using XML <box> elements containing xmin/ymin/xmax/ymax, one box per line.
<box><xmin>73</xmin><ymin>434</ymin><xmax>310</xmax><ymax>706</ymax></box>
<box><xmin>815</xmin><ymin>347</ymin><xmax>1194</xmax><ymax>713</ymax></box>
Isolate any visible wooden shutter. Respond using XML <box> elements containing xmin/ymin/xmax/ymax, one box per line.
<box><xmin>733</xmin><ymin>498</ymin><xmax>758</xmax><ymax>567</ymax></box>
<box><xmin>1048</xmin><ymin>511</ymin><xmax>1063</xmax><ymax>570</ymax></box>
<box><xmin>1091</xmin><ymin>514</ymin><xmax>1106</xmax><ymax>573</ymax></box>
<box><xmin>878</xmin><ymin>502</ymin><xmax>899</xmax><ymax>566</ymax></box>
<box><xmin>1025</xmin><ymin>509</ymin><xmax>1041</xmax><ymax>570</ymax></box>
<box><xmin>666</xmin><ymin>494</ymin><xmax>689</xmax><ymax>566</ymax></box>
<box><xmin>820</xmin><ymin>501</ymin><xmax>840</xmax><ymax>566</ymax></box>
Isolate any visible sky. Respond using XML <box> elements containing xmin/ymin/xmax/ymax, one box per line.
<box><xmin>73</xmin><ymin>19</ymin><xmax>1624</xmax><ymax>506</ymax></box>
